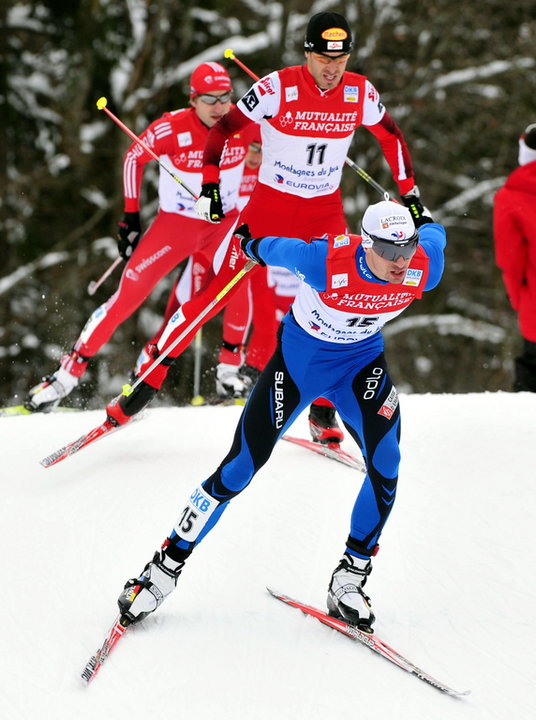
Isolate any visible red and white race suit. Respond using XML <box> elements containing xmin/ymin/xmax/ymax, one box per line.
<box><xmin>68</xmin><ymin>107</ymin><xmax>248</xmax><ymax>366</ymax></box>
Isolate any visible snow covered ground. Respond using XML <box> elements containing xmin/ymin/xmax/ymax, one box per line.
<box><xmin>1</xmin><ymin>392</ymin><xmax>534</xmax><ymax>719</ymax></box>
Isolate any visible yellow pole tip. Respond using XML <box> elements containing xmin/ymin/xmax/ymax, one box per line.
<box><xmin>224</xmin><ymin>48</ymin><xmax>235</xmax><ymax>59</ymax></box>
<box><xmin>191</xmin><ymin>395</ymin><xmax>205</xmax><ymax>406</ymax></box>
<box><xmin>121</xmin><ymin>383</ymin><xmax>133</xmax><ymax>396</ymax></box>
<box><xmin>96</xmin><ymin>97</ymin><xmax>108</xmax><ymax>110</ymax></box>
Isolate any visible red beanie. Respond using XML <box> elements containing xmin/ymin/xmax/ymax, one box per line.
<box><xmin>190</xmin><ymin>62</ymin><xmax>232</xmax><ymax>98</ymax></box>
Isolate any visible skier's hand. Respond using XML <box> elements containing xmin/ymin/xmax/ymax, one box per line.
<box><xmin>234</xmin><ymin>224</ymin><xmax>266</xmax><ymax>266</ymax></box>
<box><xmin>195</xmin><ymin>182</ymin><xmax>225</xmax><ymax>223</ymax></box>
<box><xmin>400</xmin><ymin>186</ymin><xmax>432</xmax><ymax>227</ymax></box>
<box><xmin>117</xmin><ymin>212</ymin><xmax>141</xmax><ymax>259</ymax></box>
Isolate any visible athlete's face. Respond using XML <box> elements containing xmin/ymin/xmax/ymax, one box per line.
<box><xmin>245</xmin><ymin>142</ymin><xmax>262</xmax><ymax>170</ymax></box>
<box><xmin>191</xmin><ymin>92</ymin><xmax>232</xmax><ymax>128</ymax></box>
<box><xmin>305</xmin><ymin>51</ymin><xmax>350</xmax><ymax>90</ymax></box>
<box><xmin>364</xmin><ymin>246</ymin><xmax>417</xmax><ymax>284</ymax></box>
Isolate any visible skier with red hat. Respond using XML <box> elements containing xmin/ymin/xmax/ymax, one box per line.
<box><xmin>26</xmin><ymin>62</ymin><xmax>256</xmax><ymax>411</ymax></box>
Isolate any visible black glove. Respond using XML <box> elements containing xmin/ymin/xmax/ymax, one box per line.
<box><xmin>234</xmin><ymin>223</ymin><xmax>266</xmax><ymax>266</ymax></box>
<box><xmin>194</xmin><ymin>182</ymin><xmax>225</xmax><ymax>223</ymax></box>
<box><xmin>117</xmin><ymin>211</ymin><xmax>141</xmax><ymax>259</ymax></box>
<box><xmin>401</xmin><ymin>186</ymin><xmax>431</xmax><ymax>228</ymax></box>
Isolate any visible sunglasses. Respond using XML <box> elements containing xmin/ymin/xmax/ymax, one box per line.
<box><xmin>367</xmin><ymin>231</ymin><xmax>419</xmax><ymax>261</ymax></box>
<box><xmin>197</xmin><ymin>92</ymin><xmax>232</xmax><ymax>105</ymax></box>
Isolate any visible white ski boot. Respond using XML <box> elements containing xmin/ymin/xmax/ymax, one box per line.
<box><xmin>215</xmin><ymin>362</ymin><xmax>252</xmax><ymax>400</ymax></box>
<box><xmin>327</xmin><ymin>552</ymin><xmax>375</xmax><ymax>631</ymax></box>
<box><xmin>117</xmin><ymin>550</ymin><xmax>184</xmax><ymax>624</ymax></box>
<box><xmin>26</xmin><ymin>365</ymin><xmax>80</xmax><ymax>412</ymax></box>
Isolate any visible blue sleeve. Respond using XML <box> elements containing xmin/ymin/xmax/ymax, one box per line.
<box><xmin>246</xmin><ymin>235</ymin><xmax>329</xmax><ymax>292</ymax></box>
<box><xmin>419</xmin><ymin>223</ymin><xmax>447</xmax><ymax>290</ymax></box>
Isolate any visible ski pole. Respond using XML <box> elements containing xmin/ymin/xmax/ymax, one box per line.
<box><xmin>122</xmin><ymin>259</ymin><xmax>256</xmax><ymax>397</ymax></box>
<box><xmin>191</xmin><ymin>328</ymin><xmax>204</xmax><ymax>406</ymax></box>
<box><xmin>224</xmin><ymin>48</ymin><xmax>259</xmax><ymax>82</ymax></box>
<box><xmin>223</xmin><ymin>49</ymin><xmax>392</xmax><ymax>200</ymax></box>
<box><xmin>87</xmin><ymin>256</ymin><xmax>123</xmax><ymax>296</ymax></box>
<box><xmin>343</xmin><ymin>157</ymin><xmax>391</xmax><ymax>200</ymax></box>
<box><xmin>96</xmin><ymin>97</ymin><xmax>198</xmax><ymax>200</ymax></box>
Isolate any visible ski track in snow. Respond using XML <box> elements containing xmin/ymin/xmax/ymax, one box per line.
<box><xmin>1</xmin><ymin>393</ymin><xmax>535</xmax><ymax>719</ymax></box>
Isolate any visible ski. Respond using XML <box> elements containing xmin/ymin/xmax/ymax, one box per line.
<box><xmin>267</xmin><ymin>588</ymin><xmax>470</xmax><ymax>697</ymax></box>
<box><xmin>282</xmin><ymin>435</ymin><xmax>366</xmax><ymax>472</ymax></box>
<box><xmin>40</xmin><ymin>414</ymin><xmax>141</xmax><ymax>468</ymax></box>
<box><xmin>81</xmin><ymin>614</ymin><xmax>130</xmax><ymax>684</ymax></box>
<box><xmin>0</xmin><ymin>404</ymin><xmax>80</xmax><ymax>418</ymax></box>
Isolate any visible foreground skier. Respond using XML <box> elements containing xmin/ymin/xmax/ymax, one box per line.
<box><xmin>115</xmin><ymin>200</ymin><xmax>446</xmax><ymax>631</ymax></box>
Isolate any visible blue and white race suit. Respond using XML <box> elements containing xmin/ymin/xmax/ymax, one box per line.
<box><xmin>166</xmin><ymin>222</ymin><xmax>446</xmax><ymax>561</ymax></box>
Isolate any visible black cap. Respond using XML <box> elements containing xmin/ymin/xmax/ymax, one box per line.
<box><xmin>304</xmin><ymin>12</ymin><xmax>353</xmax><ymax>55</ymax></box>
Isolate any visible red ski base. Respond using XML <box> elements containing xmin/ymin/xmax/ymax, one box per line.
<box><xmin>81</xmin><ymin>614</ymin><xmax>130</xmax><ymax>684</ymax></box>
<box><xmin>282</xmin><ymin>434</ymin><xmax>366</xmax><ymax>472</ymax></box>
<box><xmin>267</xmin><ymin>588</ymin><xmax>470</xmax><ymax>697</ymax></box>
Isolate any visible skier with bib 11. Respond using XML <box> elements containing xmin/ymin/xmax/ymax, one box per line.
<box><xmin>113</xmin><ymin>199</ymin><xmax>446</xmax><ymax>632</ymax></box>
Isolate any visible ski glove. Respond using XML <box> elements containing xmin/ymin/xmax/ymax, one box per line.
<box><xmin>195</xmin><ymin>182</ymin><xmax>225</xmax><ymax>223</ymax></box>
<box><xmin>234</xmin><ymin>224</ymin><xmax>266</xmax><ymax>266</ymax></box>
<box><xmin>117</xmin><ymin>212</ymin><xmax>142</xmax><ymax>259</ymax></box>
<box><xmin>400</xmin><ymin>186</ymin><xmax>432</xmax><ymax>227</ymax></box>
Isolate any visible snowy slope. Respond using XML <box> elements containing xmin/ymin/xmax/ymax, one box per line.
<box><xmin>1</xmin><ymin>393</ymin><xmax>535</xmax><ymax>719</ymax></box>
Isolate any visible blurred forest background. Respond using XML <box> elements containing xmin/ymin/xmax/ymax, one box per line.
<box><xmin>1</xmin><ymin>0</ymin><xmax>536</xmax><ymax>410</ymax></box>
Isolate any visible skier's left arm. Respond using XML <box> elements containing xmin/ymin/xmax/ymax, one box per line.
<box><xmin>418</xmin><ymin>222</ymin><xmax>447</xmax><ymax>290</ymax></box>
<box><xmin>360</xmin><ymin>80</ymin><xmax>415</xmax><ymax>197</ymax></box>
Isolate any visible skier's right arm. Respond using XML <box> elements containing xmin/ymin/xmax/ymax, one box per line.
<box><xmin>202</xmin><ymin>73</ymin><xmax>280</xmax><ymax>183</ymax></box>
<box><xmin>118</xmin><ymin>116</ymin><xmax>174</xmax><ymax>258</ymax></box>
<box><xmin>236</xmin><ymin>225</ymin><xmax>328</xmax><ymax>291</ymax></box>
<box><xmin>198</xmin><ymin>74</ymin><xmax>280</xmax><ymax>222</ymax></box>
<box><xmin>195</xmin><ymin>108</ymin><xmax>253</xmax><ymax>223</ymax></box>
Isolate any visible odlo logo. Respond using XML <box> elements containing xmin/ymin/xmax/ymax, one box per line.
<box><xmin>363</xmin><ymin>366</ymin><xmax>383</xmax><ymax>400</ymax></box>
<box><xmin>274</xmin><ymin>371</ymin><xmax>285</xmax><ymax>429</ymax></box>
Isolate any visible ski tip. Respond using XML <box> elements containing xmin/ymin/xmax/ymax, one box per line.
<box><xmin>40</xmin><ymin>450</ymin><xmax>65</xmax><ymax>468</ymax></box>
<box><xmin>266</xmin><ymin>587</ymin><xmax>292</xmax><ymax>603</ymax></box>
<box><xmin>0</xmin><ymin>405</ymin><xmax>32</xmax><ymax>417</ymax></box>
<box><xmin>80</xmin><ymin>656</ymin><xmax>99</xmax><ymax>684</ymax></box>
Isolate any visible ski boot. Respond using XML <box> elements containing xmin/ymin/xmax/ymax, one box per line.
<box><xmin>26</xmin><ymin>365</ymin><xmax>80</xmax><ymax>412</ymax></box>
<box><xmin>239</xmin><ymin>364</ymin><xmax>261</xmax><ymax>386</ymax></box>
<box><xmin>215</xmin><ymin>362</ymin><xmax>252</xmax><ymax>401</ymax></box>
<box><xmin>308</xmin><ymin>403</ymin><xmax>344</xmax><ymax>446</ymax></box>
<box><xmin>106</xmin><ymin>379</ymin><xmax>158</xmax><ymax>426</ymax></box>
<box><xmin>327</xmin><ymin>552</ymin><xmax>375</xmax><ymax>632</ymax></box>
<box><xmin>118</xmin><ymin>548</ymin><xmax>185</xmax><ymax>624</ymax></box>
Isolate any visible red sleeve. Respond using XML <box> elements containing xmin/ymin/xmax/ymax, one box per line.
<box><xmin>365</xmin><ymin>111</ymin><xmax>415</xmax><ymax>196</ymax></box>
<box><xmin>240</xmin><ymin>121</ymin><xmax>262</xmax><ymax>147</ymax></box>
<box><xmin>493</xmin><ymin>187</ymin><xmax>526</xmax><ymax>310</ymax></box>
<box><xmin>123</xmin><ymin>115</ymin><xmax>177</xmax><ymax>212</ymax></box>
<box><xmin>202</xmin><ymin>105</ymin><xmax>254</xmax><ymax>184</ymax></box>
